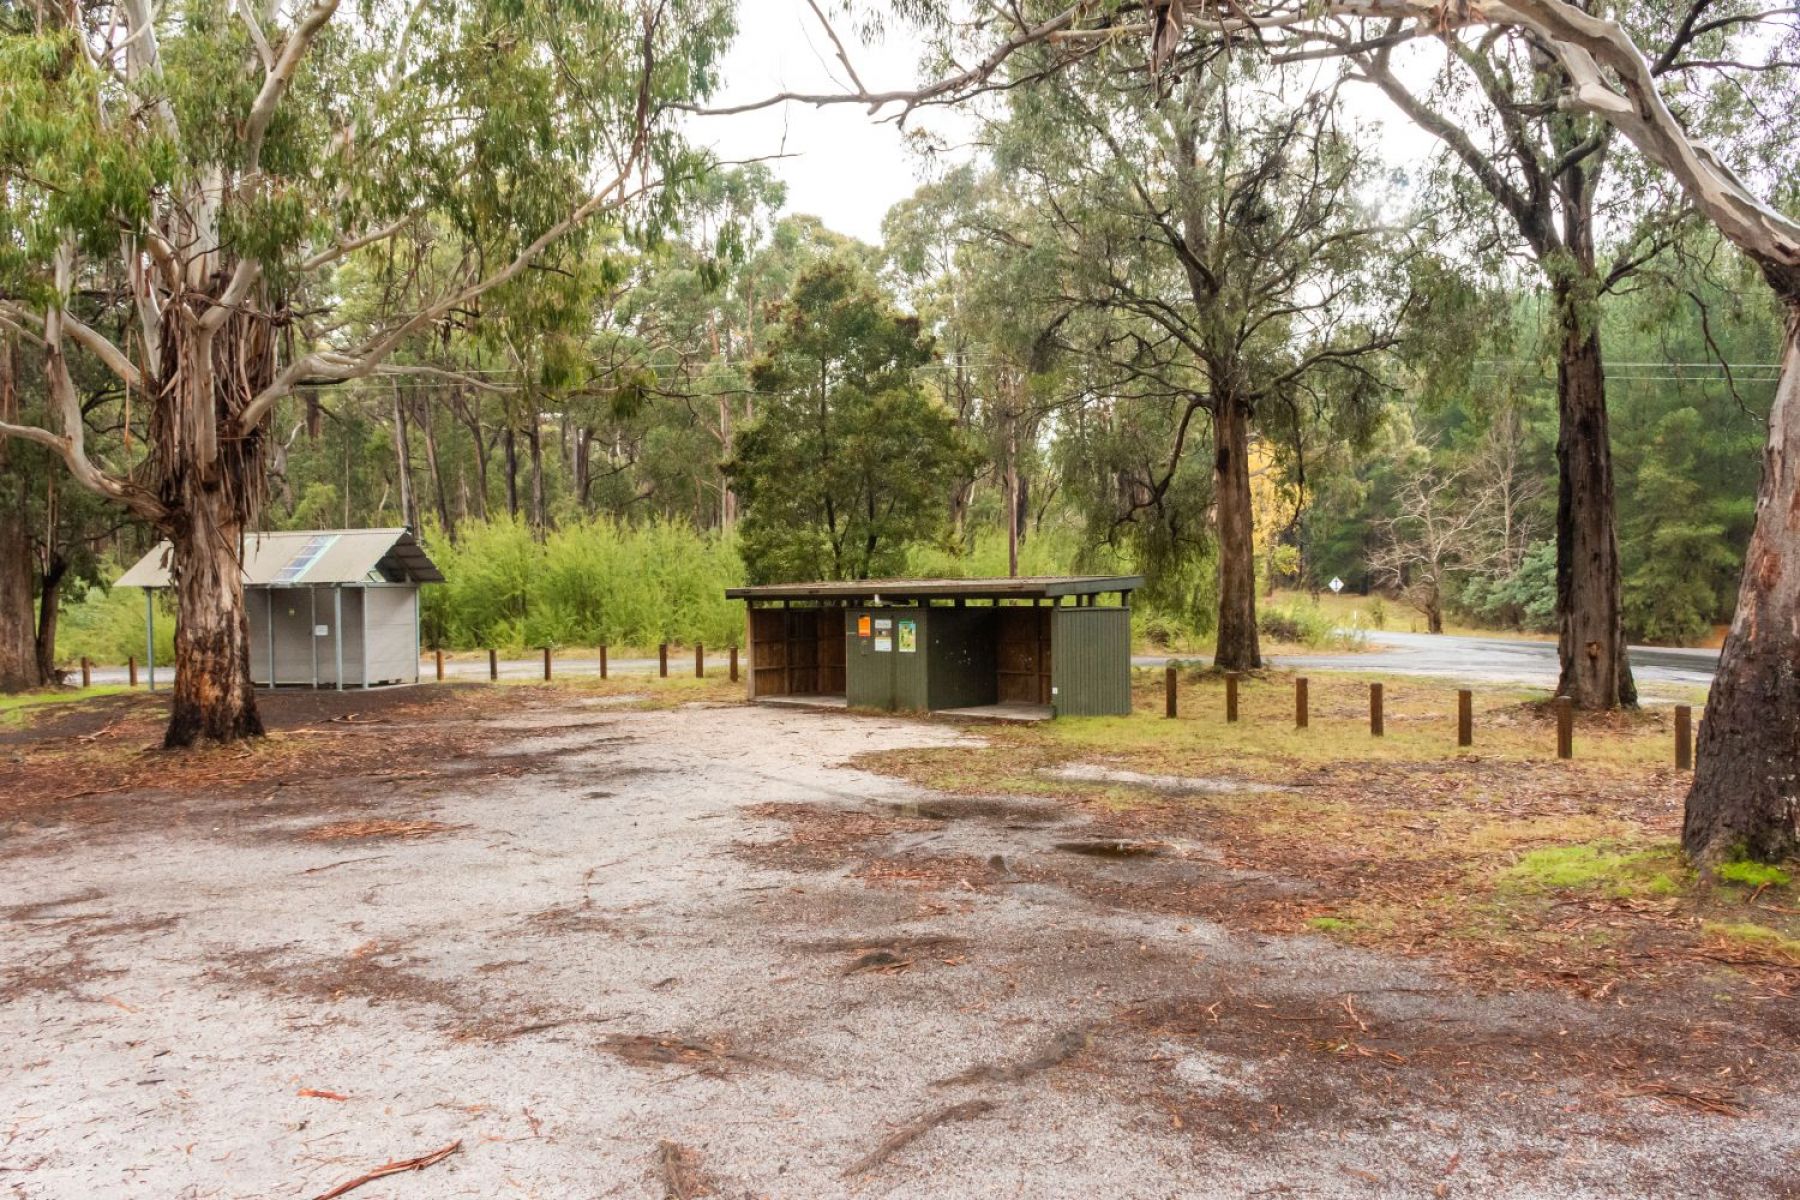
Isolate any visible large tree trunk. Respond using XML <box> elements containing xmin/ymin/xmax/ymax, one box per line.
<box><xmin>0</xmin><ymin>338</ymin><xmax>36</xmax><ymax>691</ymax></box>
<box><xmin>1684</xmin><ymin>304</ymin><xmax>1800</xmax><ymax>864</ymax></box>
<box><xmin>1552</xmin><ymin>282</ymin><xmax>1636</xmax><ymax>709</ymax></box>
<box><xmin>1212</xmin><ymin>394</ymin><xmax>1261</xmax><ymax>671</ymax></box>
<box><xmin>33</xmin><ymin>554</ymin><xmax>67</xmax><ymax>686</ymax></box>
<box><xmin>0</xmin><ymin>518</ymin><xmax>38</xmax><ymax>691</ymax></box>
<box><xmin>151</xmin><ymin>293</ymin><xmax>273</xmax><ymax>749</ymax></box>
<box><xmin>162</xmin><ymin>488</ymin><xmax>264</xmax><ymax>748</ymax></box>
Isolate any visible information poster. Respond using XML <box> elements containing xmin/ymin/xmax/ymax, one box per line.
<box><xmin>897</xmin><ymin>620</ymin><xmax>917</xmax><ymax>653</ymax></box>
<box><xmin>874</xmin><ymin>636</ymin><xmax>892</xmax><ymax>653</ymax></box>
<box><xmin>857</xmin><ymin>614</ymin><xmax>871</xmax><ymax>638</ymax></box>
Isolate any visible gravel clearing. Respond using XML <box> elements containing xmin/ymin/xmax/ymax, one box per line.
<box><xmin>2</xmin><ymin>695</ymin><xmax>1796</xmax><ymax>1198</ymax></box>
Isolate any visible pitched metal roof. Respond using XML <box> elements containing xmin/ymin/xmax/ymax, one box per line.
<box><xmin>115</xmin><ymin>528</ymin><xmax>444</xmax><ymax>588</ymax></box>
<box><xmin>724</xmin><ymin>575</ymin><xmax>1143</xmax><ymax>601</ymax></box>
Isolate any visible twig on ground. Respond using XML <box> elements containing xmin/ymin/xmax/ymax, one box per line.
<box><xmin>842</xmin><ymin>1099</ymin><xmax>998</xmax><ymax>1177</ymax></box>
<box><xmin>299</xmin><ymin>855</ymin><xmax>390</xmax><ymax>875</ymax></box>
<box><xmin>310</xmin><ymin>1140</ymin><xmax>461</xmax><ymax>1200</ymax></box>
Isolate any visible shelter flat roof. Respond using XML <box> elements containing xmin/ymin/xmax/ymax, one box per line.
<box><xmin>116</xmin><ymin>528</ymin><xmax>444</xmax><ymax>588</ymax></box>
<box><xmin>724</xmin><ymin>575</ymin><xmax>1143</xmax><ymax>601</ymax></box>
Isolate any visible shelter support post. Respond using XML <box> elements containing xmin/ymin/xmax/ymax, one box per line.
<box><xmin>361</xmin><ymin>586</ymin><xmax>370</xmax><ymax>689</ymax></box>
<box><xmin>334</xmin><ymin>588</ymin><xmax>344</xmax><ymax>691</ymax></box>
<box><xmin>145</xmin><ymin>589</ymin><xmax>156</xmax><ymax>692</ymax></box>
<box><xmin>310</xmin><ymin>588</ymin><xmax>318</xmax><ymax>687</ymax></box>
<box><xmin>266</xmin><ymin>590</ymin><xmax>275</xmax><ymax>688</ymax></box>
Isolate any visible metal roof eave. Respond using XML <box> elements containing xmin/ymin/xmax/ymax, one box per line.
<box><xmin>724</xmin><ymin>575</ymin><xmax>1144</xmax><ymax>602</ymax></box>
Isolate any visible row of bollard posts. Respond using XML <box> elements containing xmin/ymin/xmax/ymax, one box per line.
<box><xmin>432</xmin><ymin>644</ymin><xmax>741</xmax><ymax>685</ymax></box>
<box><xmin>1157</xmin><ymin>663</ymin><xmax>1696</xmax><ymax>768</ymax></box>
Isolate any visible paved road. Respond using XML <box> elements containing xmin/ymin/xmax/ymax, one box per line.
<box><xmin>1139</xmin><ymin>630</ymin><xmax>1719</xmax><ymax>691</ymax></box>
<box><xmin>91</xmin><ymin>631</ymin><xmax>1719</xmax><ymax>692</ymax></box>
<box><xmin>85</xmin><ymin>653</ymin><xmax>676</xmax><ymax>687</ymax></box>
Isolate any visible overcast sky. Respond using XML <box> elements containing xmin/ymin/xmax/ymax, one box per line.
<box><xmin>689</xmin><ymin>3</ymin><xmax>991</xmax><ymax>244</ymax></box>
<box><xmin>690</xmin><ymin>2</ymin><xmax>1441</xmax><ymax>245</ymax></box>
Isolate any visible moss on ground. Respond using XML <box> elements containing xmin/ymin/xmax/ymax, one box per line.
<box><xmin>1500</xmin><ymin>843</ymin><xmax>1690</xmax><ymax>898</ymax></box>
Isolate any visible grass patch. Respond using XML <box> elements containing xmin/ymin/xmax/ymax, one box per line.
<box><xmin>1500</xmin><ymin>842</ymin><xmax>1688</xmax><ymax>897</ymax></box>
<box><xmin>0</xmin><ymin>687</ymin><xmax>131</xmax><ymax>728</ymax></box>
<box><xmin>1306</xmin><ymin>916</ymin><xmax>1355</xmax><ymax>933</ymax></box>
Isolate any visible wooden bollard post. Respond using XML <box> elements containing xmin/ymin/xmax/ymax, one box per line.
<box><xmin>129</xmin><ymin>656</ymin><xmax>138</xmax><ymax>688</ymax></box>
<box><xmin>1555</xmin><ymin>696</ymin><xmax>1573</xmax><ymax>759</ymax></box>
<box><xmin>488</xmin><ymin>648</ymin><xmax>497</xmax><ymax>681</ymax></box>
<box><xmin>542</xmin><ymin>646</ymin><xmax>552</xmax><ymax>681</ymax></box>
<box><xmin>696</xmin><ymin>643</ymin><xmax>705</xmax><ymax>679</ymax></box>
<box><xmin>1457</xmin><ymin>689</ymin><xmax>1473</xmax><ymax>748</ymax></box>
<box><xmin>1369</xmin><ymin>682</ymin><xmax>1383</xmax><ymax>737</ymax></box>
<box><xmin>1295</xmin><ymin>677</ymin><xmax>1308</xmax><ymax>729</ymax></box>
<box><xmin>1225</xmin><ymin>672</ymin><xmax>1239</xmax><ymax>723</ymax></box>
<box><xmin>81</xmin><ymin>657</ymin><xmax>90</xmax><ymax>688</ymax></box>
<box><xmin>435</xmin><ymin>649</ymin><xmax>445</xmax><ymax>681</ymax></box>
<box><xmin>1164</xmin><ymin>663</ymin><xmax>1178</xmax><ymax>718</ymax></box>
<box><xmin>1674</xmin><ymin>705</ymin><xmax>1693</xmax><ymax>770</ymax></box>
<box><xmin>729</xmin><ymin>645</ymin><xmax>739</xmax><ymax>682</ymax></box>
<box><xmin>658</xmin><ymin>643</ymin><xmax>669</xmax><ymax>678</ymax></box>
<box><xmin>599</xmin><ymin>645</ymin><xmax>608</xmax><ymax>679</ymax></box>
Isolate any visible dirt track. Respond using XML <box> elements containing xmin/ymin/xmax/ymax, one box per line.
<box><xmin>2</xmin><ymin>691</ymin><xmax>1796</xmax><ymax>1198</ymax></box>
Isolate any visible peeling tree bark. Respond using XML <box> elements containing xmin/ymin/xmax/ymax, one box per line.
<box><xmin>1685</xmin><ymin>300</ymin><xmax>1800</xmax><ymax>863</ymax></box>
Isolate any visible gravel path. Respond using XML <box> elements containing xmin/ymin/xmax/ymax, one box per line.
<box><xmin>2</xmin><ymin>697</ymin><xmax>1792</xmax><ymax>1198</ymax></box>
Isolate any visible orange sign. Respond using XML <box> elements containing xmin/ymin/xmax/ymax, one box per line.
<box><xmin>857</xmin><ymin>615</ymin><xmax>872</xmax><ymax>638</ymax></box>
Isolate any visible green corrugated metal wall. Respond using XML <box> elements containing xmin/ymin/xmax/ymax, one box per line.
<box><xmin>1052</xmin><ymin>607</ymin><xmax>1132</xmax><ymax>716</ymax></box>
<box><xmin>846</xmin><ymin>606</ymin><xmax>929</xmax><ymax>710</ymax></box>
<box><xmin>842</xmin><ymin>601</ymin><xmax>1130</xmax><ymax>717</ymax></box>
<box><xmin>926</xmin><ymin>607</ymin><xmax>999</xmax><ymax>710</ymax></box>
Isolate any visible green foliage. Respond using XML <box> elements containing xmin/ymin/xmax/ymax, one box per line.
<box><xmin>55</xmin><ymin>580</ymin><xmax>176</xmax><ymax>666</ymax></box>
<box><xmin>730</xmin><ymin>255</ymin><xmax>976</xmax><ymax>582</ymax></box>
<box><xmin>419</xmin><ymin>517</ymin><xmax>742</xmax><ymax>652</ymax></box>
<box><xmin>1460</xmin><ymin>540</ymin><xmax>1558</xmax><ymax>633</ymax></box>
<box><xmin>1257</xmin><ymin>600</ymin><xmax>1364</xmax><ymax>650</ymax></box>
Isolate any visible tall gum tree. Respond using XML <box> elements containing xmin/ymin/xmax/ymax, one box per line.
<box><xmin>737</xmin><ymin>0</ymin><xmax>1798</xmax><ymax>856</ymax></box>
<box><xmin>0</xmin><ymin>0</ymin><xmax>732</xmax><ymax>745</ymax></box>
<box><xmin>981</xmin><ymin>49</ymin><xmax>1410</xmax><ymax>669</ymax></box>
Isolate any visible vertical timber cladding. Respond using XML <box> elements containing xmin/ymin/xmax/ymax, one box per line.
<box><xmin>996</xmin><ymin>605</ymin><xmax>1053</xmax><ymax>704</ymax></box>
<box><xmin>748</xmin><ymin>606</ymin><xmax>846</xmax><ymax>698</ymax></box>
<box><xmin>1052</xmin><ymin>605</ymin><xmax>1133</xmax><ymax>715</ymax></box>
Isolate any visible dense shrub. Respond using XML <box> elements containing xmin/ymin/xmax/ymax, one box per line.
<box><xmin>421</xmin><ymin>517</ymin><xmax>745</xmax><ymax>652</ymax></box>
<box><xmin>55</xmin><ymin>579</ymin><xmax>177</xmax><ymax>666</ymax></box>
<box><xmin>1257</xmin><ymin>600</ymin><xmax>1363</xmax><ymax>650</ymax></box>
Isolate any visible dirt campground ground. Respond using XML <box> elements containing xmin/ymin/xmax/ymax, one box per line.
<box><xmin>1</xmin><ymin>682</ymin><xmax>1797</xmax><ymax>1199</ymax></box>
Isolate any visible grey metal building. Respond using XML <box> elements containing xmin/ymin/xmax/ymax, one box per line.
<box><xmin>725</xmin><ymin>576</ymin><xmax>1142</xmax><ymax>720</ymax></box>
<box><xmin>116</xmin><ymin>528</ymin><xmax>443</xmax><ymax>690</ymax></box>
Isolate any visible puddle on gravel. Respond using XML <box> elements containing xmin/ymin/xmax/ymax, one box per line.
<box><xmin>1049</xmin><ymin>764</ymin><xmax>1283</xmax><ymax>793</ymax></box>
<box><xmin>881</xmin><ymin>798</ymin><xmax>1060</xmax><ymax>824</ymax></box>
<box><xmin>1054</xmin><ymin>839</ymin><xmax>1173</xmax><ymax>859</ymax></box>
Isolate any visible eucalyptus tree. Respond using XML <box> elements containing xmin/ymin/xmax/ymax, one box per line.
<box><xmin>981</xmin><ymin>46</ymin><xmax>1409</xmax><ymax>669</ymax></box>
<box><xmin>1331</xmin><ymin>0</ymin><xmax>1790</xmax><ymax>709</ymax></box>
<box><xmin>0</xmin><ymin>0</ymin><xmax>732</xmax><ymax>745</ymax></box>
<box><xmin>751</xmin><ymin>0</ymin><xmax>1799</xmax><ymax>857</ymax></box>
<box><xmin>728</xmin><ymin>254</ymin><xmax>976</xmax><ymax>582</ymax></box>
